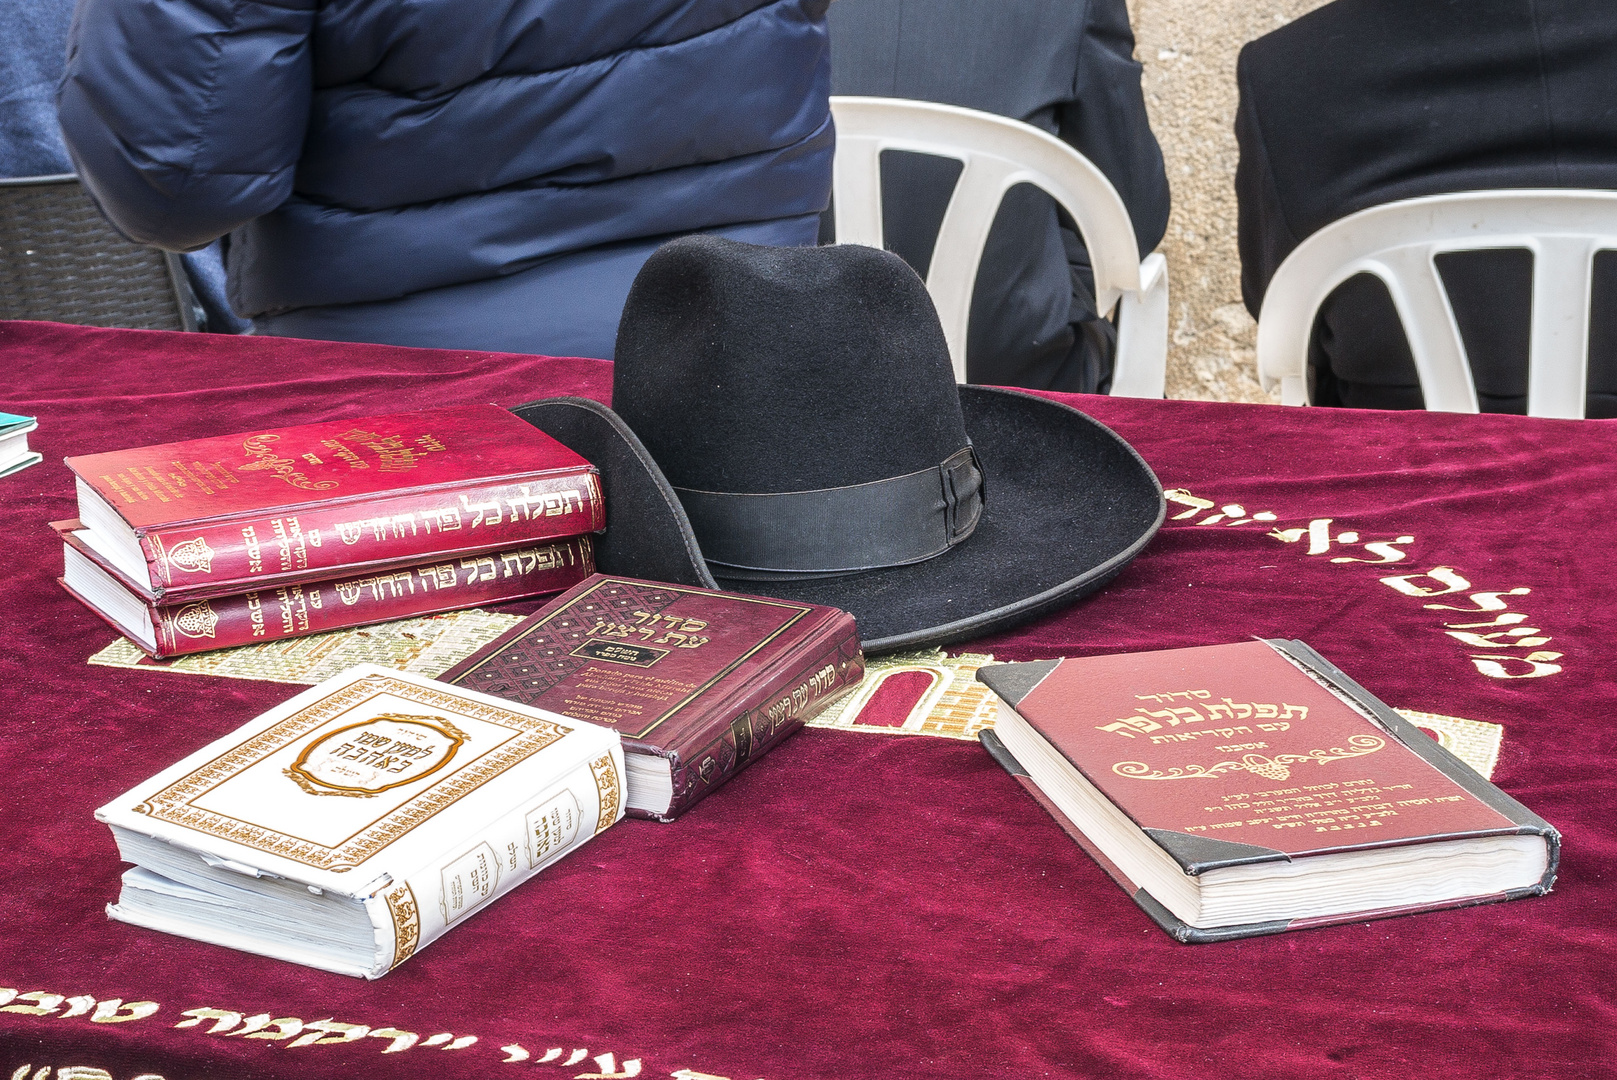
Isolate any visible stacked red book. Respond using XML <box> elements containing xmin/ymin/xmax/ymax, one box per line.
<box><xmin>57</xmin><ymin>405</ymin><xmax>604</xmax><ymax>656</ymax></box>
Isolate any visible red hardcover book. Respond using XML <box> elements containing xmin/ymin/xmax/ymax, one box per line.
<box><xmin>59</xmin><ymin>520</ymin><xmax>594</xmax><ymax>658</ymax></box>
<box><xmin>439</xmin><ymin>575</ymin><xmax>864</xmax><ymax>820</ymax></box>
<box><xmin>64</xmin><ymin>404</ymin><xmax>604</xmax><ymax>600</ymax></box>
<box><xmin>978</xmin><ymin>639</ymin><xmax>1559</xmax><ymax>942</ymax></box>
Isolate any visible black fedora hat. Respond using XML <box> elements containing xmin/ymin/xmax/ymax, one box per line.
<box><xmin>589</xmin><ymin>235</ymin><xmax>1165</xmax><ymax>654</ymax></box>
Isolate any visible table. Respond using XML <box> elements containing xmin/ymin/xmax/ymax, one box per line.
<box><xmin>2</xmin><ymin>320</ymin><xmax>1612</xmax><ymax>1080</ymax></box>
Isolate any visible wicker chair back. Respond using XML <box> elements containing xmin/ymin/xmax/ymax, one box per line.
<box><xmin>0</xmin><ymin>174</ymin><xmax>198</xmax><ymax>331</ymax></box>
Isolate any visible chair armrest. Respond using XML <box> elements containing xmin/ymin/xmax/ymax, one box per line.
<box><xmin>1109</xmin><ymin>252</ymin><xmax>1168</xmax><ymax>399</ymax></box>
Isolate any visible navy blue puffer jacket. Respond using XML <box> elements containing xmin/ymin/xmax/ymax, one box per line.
<box><xmin>58</xmin><ymin>0</ymin><xmax>833</xmax><ymax>356</ymax></box>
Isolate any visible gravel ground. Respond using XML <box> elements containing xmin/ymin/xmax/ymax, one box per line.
<box><xmin>1128</xmin><ymin>0</ymin><xmax>1329</xmax><ymax>402</ymax></box>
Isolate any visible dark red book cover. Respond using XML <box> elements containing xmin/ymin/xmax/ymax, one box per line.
<box><xmin>1009</xmin><ymin>640</ymin><xmax>1519</xmax><ymax>853</ymax></box>
<box><xmin>61</xmin><ymin>527</ymin><xmax>595</xmax><ymax>658</ymax></box>
<box><xmin>65</xmin><ymin>404</ymin><xmax>604</xmax><ymax>596</ymax></box>
<box><xmin>979</xmin><ymin>639</ymin><xmax>1559</xmax><ymax>941</ymax></box>
<box><xmin>440</xmin><ymin>575</ymin><xmax>864</xmax><ymax>820</ymax></box>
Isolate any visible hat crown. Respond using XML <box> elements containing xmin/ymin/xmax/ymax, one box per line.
<box><xmin>613</xmin><ymin>236</ymin><xmax>971</xmax><ymax>494</ymax></box>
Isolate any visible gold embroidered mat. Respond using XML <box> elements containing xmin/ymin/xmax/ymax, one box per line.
<box><xmin>87</xmin><ymin>609</ymin><xmax>523</xmax><ymax>685</ymax></box>
<box><xmin>89</xmin><ymin>629</ymin><xmax>1504</xmax><ymax>780</ymax></box>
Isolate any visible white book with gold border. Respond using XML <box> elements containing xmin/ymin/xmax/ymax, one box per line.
<box><xmin>96</xmin><ymin>664</ymin><xmax>625</xmax><ymax>979</ymax></box>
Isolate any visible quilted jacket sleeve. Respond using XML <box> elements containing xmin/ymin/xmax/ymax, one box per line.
<box><xmin>57</xmin><ymin>0</ymin><xmax>316</xmax><ymax>252</ymax></box>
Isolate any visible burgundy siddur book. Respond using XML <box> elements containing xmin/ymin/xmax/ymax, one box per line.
<box><xmin>978</xmin><ymin>639</ymin><xmax>1559</xmax><ymax>942</ymax></box>
<box><xmin>56</xmin><ymin>520</ymin><xmax>594</xmax><ymax>658</ymax></box>
<box><xmin>440</xmin><ymin>575</ymin><xmax>864</xmax><ymax>820</ymax></box>
<box><xmin>63</xmin><ymin>404</ymin><xmax>604</xmax><ymax>600</ymax></box>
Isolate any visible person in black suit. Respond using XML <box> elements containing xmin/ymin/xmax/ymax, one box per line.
<box><xmin>827</xmin><ymin>0</ymin><xmax>1170</xmax><ymax>392</ymax></box>
<box><xmin>1236</xmin><ymin>0</ymin><xmax>1617</xmax><ymax>416</ymax></box>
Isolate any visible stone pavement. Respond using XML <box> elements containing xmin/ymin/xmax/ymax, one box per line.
<box><xmin>1129</xmin><ymin>0</ymin><xmax>1328</xmax><ymax>402</ymax></box>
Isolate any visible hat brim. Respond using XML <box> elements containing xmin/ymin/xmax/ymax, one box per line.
<box><xmin>514</xmin><ymin>388</ymin><xmax>1164</xmax><ymax>656</ymax></box>
<box><xmin>510</xmin><ymin>397</ymin><xmax>718</xmax><ymax>590</ymax></box>
<box><xmin>710</xmin><ymin>386</ymin><xmax>1165</xmax><ymax>653</ymax></box>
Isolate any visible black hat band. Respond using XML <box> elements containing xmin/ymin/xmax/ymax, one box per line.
<box><xmin>673</xmin><ymin>446</ymin><xmax>985</xmax><ymax>581</ymax></box>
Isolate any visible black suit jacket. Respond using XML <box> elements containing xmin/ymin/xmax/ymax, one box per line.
<box><xmin>827</xmin><ymin>0</ymin><xmax>1169</xmax><ymax>391</ymax></box>
<box><xmin>1236</xmin><ymin>0</ymin><xmax>1617</xmax><ymax>414</ymax></box>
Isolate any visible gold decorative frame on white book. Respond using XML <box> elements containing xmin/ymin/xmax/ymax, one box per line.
<box><xmin>134</xmin><ymin>673</ymin><xmax>572</xmax><ymax>871</ymax></box>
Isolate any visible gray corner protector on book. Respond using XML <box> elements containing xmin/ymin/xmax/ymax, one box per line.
<box><xmin>1262</xmin><ymin>639</ymin><xmax>1560</xmax><ymax>841</ymax></box>
<box><xmin>1132</xmin><ymin>889</ymin><xmax>1292</xmax><ymax>944</ymax></box>
<box><xmin>1143</xmin><ymin>829</ymin><xmax>1290</xmax><ymax>875</ymax></box>
<box><xmin>978</xmin><ymin>729</ymin><xmax>1029</xmax><ymax>778</ymax></box>
<box><xmin>975</xmin><ymin>658</ymin><xmax>1061</xmax><ymax>707</ymax></box>
<box><xmin>1503</xmin><ymin>881</ymin><xmax>1554</xmax><ymax>901</ymax></box>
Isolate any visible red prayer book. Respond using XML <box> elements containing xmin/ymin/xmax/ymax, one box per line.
<box><xmin>979</xmin><ymin>639</ymin><xmax>1559</xmax><ymax>942</ymax></box>
<box><xmin>58</xmin><ymin>519</ymin><xmax>594</xmax><ymax>658</ymax></box>
<box><xmin>440</xmin><ymin>575</ymin><xmax>864</xmax><ymax>820</ymax></box>
<box><xmin>63</xmin><ymin>404</ymin><xmax>604</xmax><ymax>601</ymax></box>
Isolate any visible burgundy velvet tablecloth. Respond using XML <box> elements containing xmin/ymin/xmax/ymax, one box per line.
<box><xmin>2</xmin><ymin>321</ymin><xmax>1612</xmax><ymax>1080</ymax></box>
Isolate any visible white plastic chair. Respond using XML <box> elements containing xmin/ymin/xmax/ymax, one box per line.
<box><xmin>828</xmin><ymin>96</ymin><xmax>1168</xmax><ymax>397</ymax></box>
<box><xmin>1255</xmin><ymin>189</ymin><xmax>1617</xmax><ymax>418</ymax></box>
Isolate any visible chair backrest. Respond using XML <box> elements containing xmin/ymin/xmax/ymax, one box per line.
<box><xmin>0</xmin><ymin>173</ymin><xmax>198</xmax><ymax>331</ymax></box>
<box><xmin>1255</xmin><ymin>189</ymin><xmax>1617</xmax><ymax>418</ymax></box>
<box><xmin>828</xmin><ymin>96</ymin><xmax>1165</xmax><ymax>395</ymax></box>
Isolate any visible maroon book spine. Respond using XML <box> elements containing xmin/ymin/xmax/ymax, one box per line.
<box><xmin>651</xmin><ymin>615</ymin><xmax>863</xmax><ymax>820</ymax></box>
<box><xmin>69</xmin><ymin>536</ymin><xmax>594</xmax><ymax>658</ymax></box>
<box><xmin>138</xmin><ymin>472</ymin><xmax>602</xmax><ymax>596</ymax></box>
